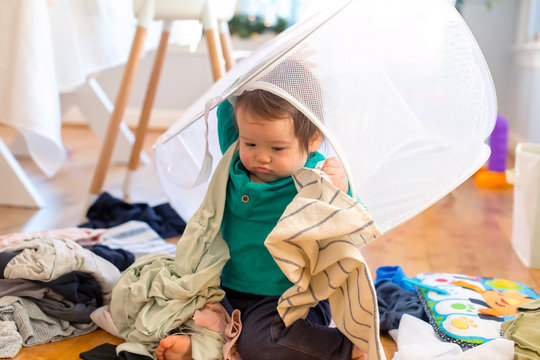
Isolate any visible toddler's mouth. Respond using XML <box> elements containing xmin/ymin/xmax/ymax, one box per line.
<box><xmin>255</xmin><ymin>167</ymin><xmax>271</xmax><ymax>174</ymax></box>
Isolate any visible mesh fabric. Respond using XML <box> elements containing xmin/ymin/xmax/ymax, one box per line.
<box><xmin>153</xmin><ymin>0</ymin><xmax>496</xmax><ymax>233</ymax></box>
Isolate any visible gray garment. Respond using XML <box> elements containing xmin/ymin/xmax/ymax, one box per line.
<box><xmin>33</xmin><ymin>297</ymin><xmax>96</xmax><ymax>323</ymax></box>
<box><xmin>0</xmin><ymin>296</ymin><xmax>97</xmax><ymax>348</ymax></box>
<box><xmin>0</xmin><ymin>319</ymin><xmax>22</xmax><ymax>358</ymax></box>
<box><xmin>0</xmin><ymin>237</ymin><xmax>120</xmax><ymax>304</ymax></box>
<box><xmin>0</xmin><ymin>278</ymin><xmax>63</xmax><ymax>300</ymax></box>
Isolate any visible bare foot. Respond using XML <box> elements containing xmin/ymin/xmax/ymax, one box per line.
<box><xmin>352</xmin><ymin>345</ymin><xmax>367</xmax><ymax>360</ymax></box>
<box><xmin>155</xmin><ymin>335</ymin><xmax>192</xmax><ymax>360</ymax></box>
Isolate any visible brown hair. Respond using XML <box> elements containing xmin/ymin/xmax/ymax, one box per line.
<box><xmin>234</xmin><ymin>90</ymin><xmax>321</xmax><ymax>152</ymax></box>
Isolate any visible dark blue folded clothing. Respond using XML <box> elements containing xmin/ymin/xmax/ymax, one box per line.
<box><xmin>80</xmin><ymin>192</ymin><xmax>186</xmax><ymax>238</ymax></box>
<box><xmin>33</xmin><ymin>271</ymin><xmax>102</xmax><ymax>306</ymax></box>
<box><xmin>89</xmin><ymin>244</ymin><xmax>134</xmax><ymax>272</ymax></box>
<box><xmin>376</xmin><ymin>280</ymin><xmax>427</xmax><ymax>333</ymax></box>
<box><xmin>80</xmin><ymin>343</ymin><xmax>153</xmax><ymax>360</ymax></box>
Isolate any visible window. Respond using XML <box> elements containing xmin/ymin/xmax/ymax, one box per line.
<box><xmin>235</xmin><ymin>0</ymin><xmax>326</xmax><ymax>27</ymax></box>
<box><xmin>527</xmin><ymin>0</ymin><xmax>540</xmax><ymax>41</ymax></box>
<box><xmin>516</xmin><ymin>0</ymin><xmax>540</xmax><ymax>44</ymax></box>
<box><xmin>513</xmin><ymin>0</ymin><xmax>540</xmax><ymax>68</ymax></box>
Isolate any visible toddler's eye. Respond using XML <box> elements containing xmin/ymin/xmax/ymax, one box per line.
<box><xmin>272</xmin><ymin>147</ymin><xmax>285</xmax><ymax>151</ymax></box>
<box><xmin>245</xmin><ymin>142</ymin><xmax>256</xmax><ymax>147</ymax></box>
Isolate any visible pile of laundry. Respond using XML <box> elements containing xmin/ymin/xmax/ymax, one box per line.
<box><xmin>0</xmin><ymin>216</ymin><xmax>179</xmax><ymax>358</ymax></box>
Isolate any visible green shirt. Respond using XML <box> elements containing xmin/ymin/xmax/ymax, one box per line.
<box><xmin>217</xmin><ymin>100</ymin><xmax>325</xmax><ymax>295</ymax></box>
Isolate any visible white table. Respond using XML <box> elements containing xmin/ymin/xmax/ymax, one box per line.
<box><xmin>0</xmin><ymin>0</ymin><xmax>136</xmax><ymax>207</ymax></box>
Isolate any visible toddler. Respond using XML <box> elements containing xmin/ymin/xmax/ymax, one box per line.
<box><xmin>157</xmin><ymin>61</ymin><xmax>365</xmax><ymax>360</ymax></box>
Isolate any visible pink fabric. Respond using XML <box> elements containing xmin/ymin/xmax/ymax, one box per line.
<box><xmin>193</xmin><ymin>303</ymin><xmax>242</xmax><ymax>360</ymax></box>
<box><xmin>0</xmin><ymin>227</ymin><xmax>105</xmax><ymax>248</ymax></box>
<box><xmin>223</xmin><ymin>309</ymin><xmax>242</xmax><ymax>360</ymax></box>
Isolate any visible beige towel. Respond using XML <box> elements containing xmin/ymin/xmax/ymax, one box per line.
<box><xmin>265</xmin><ymin>167</ymin><xmax>385</xmax><ymax>360</ymax></box>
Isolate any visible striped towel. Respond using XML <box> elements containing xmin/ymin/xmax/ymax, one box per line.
<box><xmin>99</xmin><ymin>221</ymin><xmax>177</xmax><ymax>258</ymax></box>
<box><xmin>265</xmin><ymin>167</ymin><xmax>385</xmax><ymax>360</ymax></box>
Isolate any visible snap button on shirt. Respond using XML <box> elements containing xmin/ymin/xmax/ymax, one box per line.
<box><xmin>241</xmin><ymin>194</ymin><xmax>250</xmax><ymax>203</ymax></box>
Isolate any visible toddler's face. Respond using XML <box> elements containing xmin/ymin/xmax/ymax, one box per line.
<box><xmin>236</xmin><ymin>106</ymin><xmax>316</xmax><ymax>183</ymax></box>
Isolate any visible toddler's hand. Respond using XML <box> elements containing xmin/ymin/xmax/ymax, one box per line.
<box><xmin>321</xmin><ymin>157</ymin><xmax>349</xmax><ymax>193</ymax></box>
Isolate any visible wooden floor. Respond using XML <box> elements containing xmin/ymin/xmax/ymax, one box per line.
<box><xmin>2</xmin><ymin>124</ymin><xmax>539</xmax><ymax>359</ymax></box>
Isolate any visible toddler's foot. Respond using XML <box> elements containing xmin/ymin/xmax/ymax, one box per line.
<box><xmin>155</xmin><ymin>334</ymin><xmax>192</xmax><ymax>360</ymax></box>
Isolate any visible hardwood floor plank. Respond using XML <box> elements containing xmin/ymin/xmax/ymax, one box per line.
<box><xmin>13</xmin><ymin>330</ymin><xmax>123</xmax><ymax>360</ymax></box>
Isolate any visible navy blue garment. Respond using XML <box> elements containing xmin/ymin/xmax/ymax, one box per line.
<box><xmin>89</xmin><ymin>244</ymin><xmax>135</xmax><ymax>272</ymax></box>
<box><xmin>80</xmin><ymin>343</ymin><xmax>153</xmax><ymax>360</ymax></box>
<box><xmin>33</xmin><ymin>271</ymin><xmax>102</xmax><ymax>307</ymax></box>
<box><xmin>0</xmin><ymin>251</ymin><xmax>19</xmax><ymax>278</ymax></box>
<box><xmin>375</xmin><ymin>280</ymin><xmax>428</xmax><ymax>333</ymax></box>
<box><xmin>221</xmin><ymin>287</ymin><xmax>353</xmax><ymax>360</ymax></box>
<box><xmin>80</xmin><ymin>192</ymin><xmax>186</xmax><ymax>238</ymax></box>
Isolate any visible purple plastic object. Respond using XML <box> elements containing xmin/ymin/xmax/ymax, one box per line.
<box><xmin>488</xmin><ymin>114</ymin><xmax>508</xmax><ymax>173</ymax></box>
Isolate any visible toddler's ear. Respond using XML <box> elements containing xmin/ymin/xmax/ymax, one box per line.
<box><xmin>308</xmin><ymin>130</ymin><xmax>322</xmax><ymax>152</ymax></box>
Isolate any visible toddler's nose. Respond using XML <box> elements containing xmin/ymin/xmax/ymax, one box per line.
<box><xmin>256</xmin><ymin>151</ymin><xmax>271</xmax><ymax>164</ymax></box>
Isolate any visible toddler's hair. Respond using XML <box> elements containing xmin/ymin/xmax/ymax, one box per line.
<box><xmin>235</xmin><ymin>90</ymin><xmax>321</xmax><ymax>152</ymax></box>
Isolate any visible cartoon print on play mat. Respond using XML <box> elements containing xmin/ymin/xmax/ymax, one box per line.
<box><xmin>420</xmin><ymin>273</ymin><xmax>535</xmax><ymax>318</ymax></box>
<box><xmin>450</xmin><ymin>278</ymin><xmax>535</xmax><ymax>318</ymax></box>
<box><xmin>415</xmin><ymin>272</ymin><xmax>538</xmax><ymax>345</ymax></box>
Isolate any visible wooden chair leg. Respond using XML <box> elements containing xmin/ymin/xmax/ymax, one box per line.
<box><xmin>89</xmin><ymin>25</ymin><xmax>147</xmax><ymax>196</ymax></box>
<box><xmin>219</xmin><ymin>20</ymin><xmax>235</xmax><ymax>71</ymax></box>
<box><xmin>201</xmin><ymin>0</ymin><xmax>225</xmax><ymax>81</ymax></box>
<box><xmin>123</xmin><ymin>28</ymin><xmax>170</xmax><ymax>200</ymax></box>
<box><xmin>205</xmin><ymin>28</ymin><xmax>225</xmax><ymax>81</ymax></box>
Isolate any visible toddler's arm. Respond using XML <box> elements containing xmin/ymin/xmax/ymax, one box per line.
<box><xmin>321</xmin><ymin>157</ymin><xmax>349</xmax><ymax>193</ymax></box>
<box><xmin>217</xmin><ymin>99</ymin><xmax>238</xmax><ymax>154</ymax></box>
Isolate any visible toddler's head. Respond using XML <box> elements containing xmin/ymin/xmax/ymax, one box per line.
<box><xmin>234</xmin><ymin>89</ymin><xmax>322</xmax><ymax>183</ymax></box>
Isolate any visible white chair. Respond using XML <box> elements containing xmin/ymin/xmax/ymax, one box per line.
<box><xmin>88</xmin><ymin>0</ymin><xmax>237</xmax><ymax>202</ymax></box>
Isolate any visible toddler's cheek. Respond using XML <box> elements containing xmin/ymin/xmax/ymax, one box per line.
<box><xmin>239</xmin><ymin>153</ymin><xmax>250</xmax><ymax>169</ymax></box>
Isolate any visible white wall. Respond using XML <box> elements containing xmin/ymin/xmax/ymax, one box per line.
<box><xmin>460</xmin><ymin>0</ymin><xmax>540</xmax><ymax>146</ymax></box>
<box><xmin>66</xmin><ymin>45</ymin><xmax>215</xmax><ymax>129</ymax></box>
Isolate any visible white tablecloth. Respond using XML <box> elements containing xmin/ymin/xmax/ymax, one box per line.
<box><xmin>0</xmin><ymin>0</ymin><xmax>134</xmax><ymax>177</ymax></box>
<box><xmin>0</xmin><ymin>0</ymin><xmax>205</xmax><ymax>178</ymax></box>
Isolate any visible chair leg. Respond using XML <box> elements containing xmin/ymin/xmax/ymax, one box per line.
<box><xmin>219</xmin><ymin>20</ymin><xmax>235</xmax><ymax>71</ymax></box>
<box><xmin>89</xmin><ymin>25</ymin><xmax>147</xmax><ymax>196</ymax></box>
<box><xmin>205</xmin><ymin>27</ymin><xmax>224</xmax><ymax>81</ymax></box>
<box><xmin>201</xmin><ymin>0</ymin><xmax>225</xmax><ymax>81</ymax></box>
<box><xmin>123</xmin><ymin>28</ymin><xmax>170</xmax><ymax>201</ymax></box>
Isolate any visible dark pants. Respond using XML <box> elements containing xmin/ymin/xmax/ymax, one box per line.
<box><xmin>221</xmin><ymin>287</ymin><xmax>354</xmax><ymax>360</ymax></box>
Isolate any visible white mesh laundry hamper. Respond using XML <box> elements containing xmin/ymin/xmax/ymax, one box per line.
<box><xmin>153</xmin><ymin>0</ymin><xmax>497</xmax><ymax>234</ymax></box>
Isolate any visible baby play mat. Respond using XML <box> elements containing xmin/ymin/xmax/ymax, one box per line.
<box><xmin>153</xmin><ymin>0</ymin><xmax>497</xmax><ymax>233</ymax></box>
<box><xmin>413</xmin><ymin>272</ymin><xmax>539</xmax><ymax>347</ymax></box>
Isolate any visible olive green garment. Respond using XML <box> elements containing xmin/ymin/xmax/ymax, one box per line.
<box><xmin>502</xmin><ymin>298</ymin><xmax>540</xmax><ymax>360</ymax></box>
<box><xmin>110</xmin><ymin>143</ymin><xmax>238</xmax><ymax>359</ymax></box>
